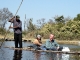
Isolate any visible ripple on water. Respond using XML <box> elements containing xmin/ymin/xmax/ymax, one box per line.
<box><xmin>0</xmin><ymin>41</ymin><xmax>80</xmax><ymax>60</ymax></box>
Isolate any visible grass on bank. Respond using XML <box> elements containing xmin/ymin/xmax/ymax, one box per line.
<box><xmin>0</xmin><ymin>34</ymin><xmax>80</xmax><ymax>45</ymax></box>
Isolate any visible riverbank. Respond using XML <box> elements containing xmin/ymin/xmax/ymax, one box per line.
<box><xmin>0</xmin><ymin>35</ymin><xmax>80</xmax><ymax>45</ymax></box>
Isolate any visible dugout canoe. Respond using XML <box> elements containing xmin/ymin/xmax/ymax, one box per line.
<box><xmin>4</xmin><ymin>46</ymin><xmax>80</xmax><ymax>55</ymax></box>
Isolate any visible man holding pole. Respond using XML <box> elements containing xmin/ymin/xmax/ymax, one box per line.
<box><xmin>9</xmin><ymin>15</ymin><xmax>22</xmax><ymax>48</ymax></box>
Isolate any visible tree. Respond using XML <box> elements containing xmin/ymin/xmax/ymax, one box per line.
<box><xmin>54</xmin><ymin>15</ymin><xmax>65</xmax><ymax>31</ymax></box>
<box><xmin>0</xmin><ymin>8</ymin><xmax>13</xmax><ymax>28</ymax></box>
<box><xmin>36</xmin><ymin>18</ymin><xmax>46</xmax><ymax>36</ymax></box>
<box><xmin>48</xmin><ymin>19</ymin><xmax>54</xmax><ymax>24</ymax></box>
<box><xmin>27</xmin><ymin>18</ymin><xmax>36</xmax><ymax>32</ymax></box>
<box><xmin>36</xmin><ymin>18</ymin><xmax>45</xmax><ymax>29</ymax></box>
<box><xmin>54</xmin><ymin>15</ymin><xmax>65</xmax><ymax>23</ymax></box>
<box><xmin>74</xmin><ymin>14</ymin><xmax>80</xmax><ymax>21</ymax></box>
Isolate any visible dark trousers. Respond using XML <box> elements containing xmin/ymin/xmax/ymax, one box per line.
<box><xmin>14</xmin><ymin>33</ymin><xmax>22</xmax><ymax>48</ymax></box>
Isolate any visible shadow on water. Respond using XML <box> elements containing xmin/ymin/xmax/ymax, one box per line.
<box><xmin>13</xmin><ymin>50</ymin><xmax>22</xmax><ymax>60</ymax></box>
<box><xmin>0</xmin><ymin>41</ymin><xmax>80</xmax><ymax>60</ymax></box>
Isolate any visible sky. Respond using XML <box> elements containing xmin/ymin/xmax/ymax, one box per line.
<box><xmin>0</xmin><ymin>0</ymin><xmax>80</xmax><ymax>30</ymax></box>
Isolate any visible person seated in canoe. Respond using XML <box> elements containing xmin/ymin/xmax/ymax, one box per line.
<box><xmin>33</xmin><ymin>34</ymin><xmax>42</xmax><ymax>47</ymax></box>
<box><xmin>45</xmin><ymin>34</ymin><xmax>63</xmax><ymax>51</ymax></box>
<box><xmin>28</xmin><ymin>35</ymin><xmax>42</xmax><ymax>50</ymax></box>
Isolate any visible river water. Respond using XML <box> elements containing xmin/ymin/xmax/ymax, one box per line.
<box><xmin>0</xmin><ymin>41</ymin><xmax>80</xmax><ymax>60</ymax></box>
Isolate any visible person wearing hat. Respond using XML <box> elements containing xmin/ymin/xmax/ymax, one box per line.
<box><xmin>45</xmin><ymin>34</ymin><xmax>63</xmax><ymax>51</ymax></box>
<box><xmin>33</xmin><ymin>35</ymin><xmax>42</xmax><ymax>46</ymax></box>
<box><xmin>8</xmin><ymin>15</ymin><xmax>22</xmax><ymax>48</ymax></box>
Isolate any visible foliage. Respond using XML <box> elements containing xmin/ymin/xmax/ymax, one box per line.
<box><xmin>23</xmin><ymin>14</ymin><xmax>80</xmax><ymax>40</ymax></box>
<box><xmin>0</xmin><ymin>28</ymin><xmax>6</xmax><ymax>35</ymax></box>
<box><xmin>74</xmin><ymin>14</ymin><xmax>80</xmax><ymax>21</ymax></box>
<box><xmin>33</xmin><ymin>14</ymin><xmax>80</xmax><ymax>40</ymax></box>
<box><xmin>0</xmin><ymin>7</ymin><xmax>80</xmax><ymax>40</ymax></box>
<box><xmin>26</xmin><ymin>18</ymin><xmax>36</xmax><ymax>32</ymax></box>
<box><xmin>0</xmin><ymin>8</ymin><xmax>13</xmax><ymax>28</ymax></box>
<box><xmin>54</xmin><ymin>15</ymin><xmax>65</xmax><ymax>23</ymax></box>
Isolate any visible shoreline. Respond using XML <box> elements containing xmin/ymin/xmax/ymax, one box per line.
<box><xmin>0</xmin><ymin>35</ymin><xmax>80</xmax><ymax>45</ymax></box>
<box><xmin>0</xmin><ymin>37</ymin><xmax>80</xmax><ymax>45</ymax></box>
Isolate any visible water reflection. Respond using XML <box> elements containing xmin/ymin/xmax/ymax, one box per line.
<box><xmin>46</xmin><ymin>52</ymin><xmax>59</xmax><ymax>60</ymax></box>
<box><xmin>46</xmin><ymin>52</ymin><xmax>70</xmax><ymax>60</ymax></box>
<box><xmin>32</xmin><ymin>51</ymin><xmax>70</xmax><ymax>60</ymax></box>
<box><xmin>0</xmin><ymin>41</ymin><xmax>80</xmax><ymax>60</ymax></box>
<box><xmin>34</xmin><ymin>51</ymin><xmax>41</xmax><ymax>60</ymax></box>
<box><xmin>71</xmin><ymin>55</ymin><xmax>80</xmax><ymax>60</ymax></box>
<box><xmin>13</xmin><ymin>50</ymin><xmax>22</xmax><ymax>60</ymax></box>
<box><xmin>62</xmin><ymin>54</ymin><xmax>70</xmax><ymax>60</ymax></box>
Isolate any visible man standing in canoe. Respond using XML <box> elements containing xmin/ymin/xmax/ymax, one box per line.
<box><xmin>45</xmin><ymin>34</ymin><xmax>63</xmax><ymax>51</ymax></box>
<box><xmin>8</xmin><ymin>15</ymin><xmax>22</xmax><ymax>48</ymax></box>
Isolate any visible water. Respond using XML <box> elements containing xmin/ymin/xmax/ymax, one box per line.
<box><xmin>0</xmin><ymin>41</ymin><xmax>80</xmax><ymax>60</ymax></box>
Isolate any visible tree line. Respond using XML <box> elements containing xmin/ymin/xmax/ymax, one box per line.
<box><xmin>0</xmin><ymin>8</ymin><xmax>80</xmax><ymax>40</ymax></box>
